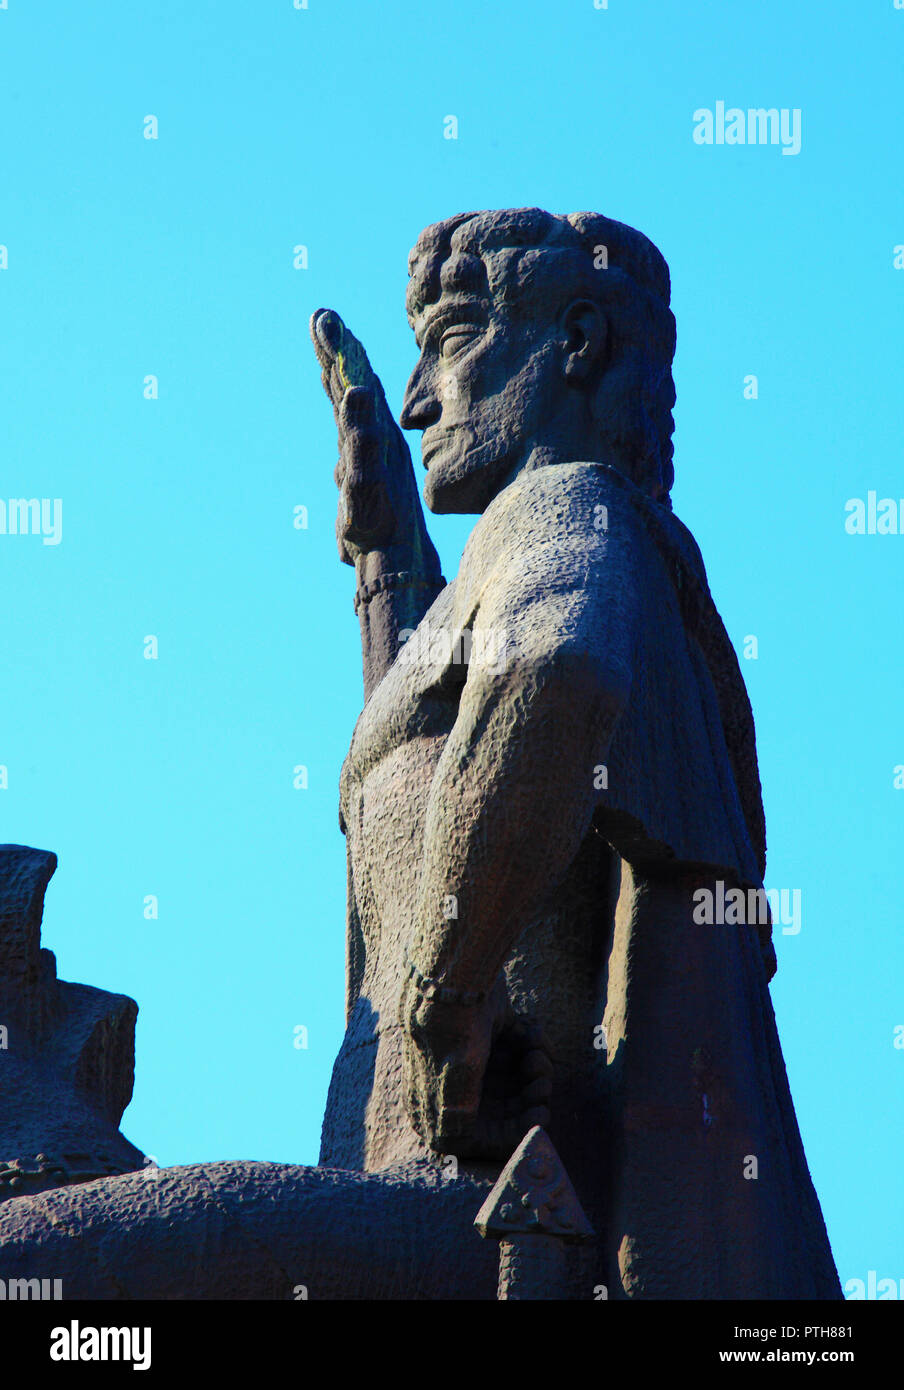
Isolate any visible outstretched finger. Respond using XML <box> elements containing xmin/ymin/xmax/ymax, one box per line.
<box><xmin>434</xmin><ymin>1054</ymin><xmax>485</xmax><ymax>1145</ymax></box>
<box><xmin>339</xmin><ymin>392</ymin><xmax>386</xmax><ymax>485</ymax></box>
<box><xmin>310</xmin><ymin>307</ymin><xmax>343</xmax><ymax>367</ymax></box>
<box><xmin>311</xmin><ymin>307</ymin><xmax>380</xmax><ymax>394</ymax></box>
<box><xmin>311</xmin><ymin>309</ymin><xmax>348</xmax><ymax>409</ymax></box>
<box><xmin>340</xmin><ymin>384</ymin><xmax>378</xmax><ymax>433</ymax></box>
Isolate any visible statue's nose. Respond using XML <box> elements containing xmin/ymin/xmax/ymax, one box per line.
<box><xmin>400</xmin><ymin>363</ymin><xmax>442</xmax><ymax>431</ymax></box>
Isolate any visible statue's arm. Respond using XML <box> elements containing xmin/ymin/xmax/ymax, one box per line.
<box><xmin>408</xmin><ymin>561</ymin><xmax>633</xmax><ymax>993</ymax></box>
<box><xmin>401</xmin><ymin>525</ymin><xmax>637</xmax><ymax>1146</ymax></box>
<box><xmin>352</xmin><ymin>536</ymin><xmax>444</xmax><ymax>699</ymax></box>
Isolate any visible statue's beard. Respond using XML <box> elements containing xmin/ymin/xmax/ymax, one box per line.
<box><xmin>422</xmin><ymin>425</ymin><xmax>524</xmax><ymax>515</ymax></box>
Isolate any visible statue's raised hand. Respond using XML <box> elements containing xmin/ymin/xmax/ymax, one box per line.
<box><xmin>310</xmin><ymin>308</ymin><xmax>437</xmax><ymax>573</ymax></box>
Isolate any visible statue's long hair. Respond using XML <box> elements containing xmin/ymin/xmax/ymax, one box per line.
<box><xmin>406</xmin><ymin>208</ymin><xmax>677</xmax><ymax>507</ymax></box>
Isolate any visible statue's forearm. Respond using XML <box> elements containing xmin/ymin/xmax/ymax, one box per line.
<box><xmin>407</xmin><ymin>651</ymin><xmax>625</xmax><ymax>997</ymax></box>
<box><xmin>354</xmin><ymin>549</ymin><xmax>444</xmax><ymax>700</ymax></box>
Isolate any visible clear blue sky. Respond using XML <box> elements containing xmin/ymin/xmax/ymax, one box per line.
<box><xmin>1</xmin><ymin>0</ymin><xmax>901</xmax><ymax>1294</ymax></box>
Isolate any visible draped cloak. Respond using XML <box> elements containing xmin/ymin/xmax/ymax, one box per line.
<box><xmin>583</xmin><ymin>463</ymin><xmax>840</xmax><ymax>1298</ymax></box>
<box><xmin>325</xmin><ymin>460</ymin><xmax>842</xmax><ymax>1300</ymax></box>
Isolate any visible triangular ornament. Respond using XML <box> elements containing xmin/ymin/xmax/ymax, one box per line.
<box><xmin>474</xmin><ymin>1125</ymin><xmax>594</xmax><ymax>1243</ymax></box>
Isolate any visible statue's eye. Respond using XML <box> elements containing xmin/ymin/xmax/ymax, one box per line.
<box><xmin>440</xmin><ymin>327</ymin><xmax>478</xmax><ymax>359</ymax></box>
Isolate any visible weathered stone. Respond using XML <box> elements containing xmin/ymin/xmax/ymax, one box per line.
<box><xmin>0</xmin><ymin>846</ymin><xmax>145</xmax><ymax>1201</ymax></box>
<box><xmin>0</xmin><ymin>1158</ymin><xmax>497</xmax><ymax>1299</ymax></box>
<box><xmin>0</xmin><ymin>209</ymin><xmax>841</xmax><ymax>1300</ymax></box>
<box><xmin>496</xmin><ymin>1236</ymin><xmax>568</xmax><ymax>1301</ymax></box>
<box><xmin>475</xmin><ymin>1125</ymin><xmax>594</xmax><ymax>1242</ymax></box>
<box><xmin>475</xmin><ymin>1126</ymin><xmax>594</xmax><ymax>1299</ymax></box>
<box><xmin>311</xmin><ymin>208</ymin><xmax>839</xmax><ymax>1298</ymax></box>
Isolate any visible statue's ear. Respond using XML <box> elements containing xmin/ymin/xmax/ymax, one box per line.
<box><xmin>560</xmin><ymin>299</ymin><xmax>606</xmax><ymax>385</ymax></box>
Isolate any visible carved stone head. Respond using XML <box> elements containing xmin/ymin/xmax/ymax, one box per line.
<box><xmin>401</xmin><ymin>208</ymin><xmax>677</xmax><ymax>515</ymax></box>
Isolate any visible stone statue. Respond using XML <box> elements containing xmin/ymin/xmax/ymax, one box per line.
<box><xmin>0</xmin><ymin>208</ymin><xmax>840</xmax><ymax>1300</ymax></box>
<box><xmin>0</xmin><ymin>846</ymin><xmax>146</xmax><ymax>1201</ymax></box>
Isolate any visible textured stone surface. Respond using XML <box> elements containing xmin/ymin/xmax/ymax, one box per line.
<box><xmin>0</xmin><ymin>208</ymin><xmax>842</xmax><ymax>1299</ymax></box>
<box><xmin>0</xmin><ymin>846</ymin><xmax>145</xmax><ymax>1201</ymax></box>
<box><xmin>496</xmin><ymin>1236</ymin><xmax>568</xmax><ymax>1301</ymax></box>
<box><xmin>0</xmin><ymin>1159</ymin><xmax>496</xmax><ymax>1300</ymax></box>
<box><xmin>314</xmin><ymin>209</ymin><xmax>840</xmax><ymax>1297</ymax></box>
<box><xmin>475</xmin><ymin>1125</ymin><xmax>594</xmax><ymax>1242</ymax></box>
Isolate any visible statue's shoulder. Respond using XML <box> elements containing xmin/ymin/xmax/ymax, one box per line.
<box><xmin>463</xmin><ymin>462</ymin><xmax>647</xmax><ymax>576</ymax></box>
<box><xmin>492</xmin><ymin>461</ymin><xmax>713</xmax><ymax>602</ymax></box>
<box><xmin>493</xmin><ymin>459</ymin><xmax>636</xmax><ymax>516</ymax></box>
<box><xmin>453</xmin><ymin>463</ymin><xmax>655</xmax><ymax>629</ymax></box>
